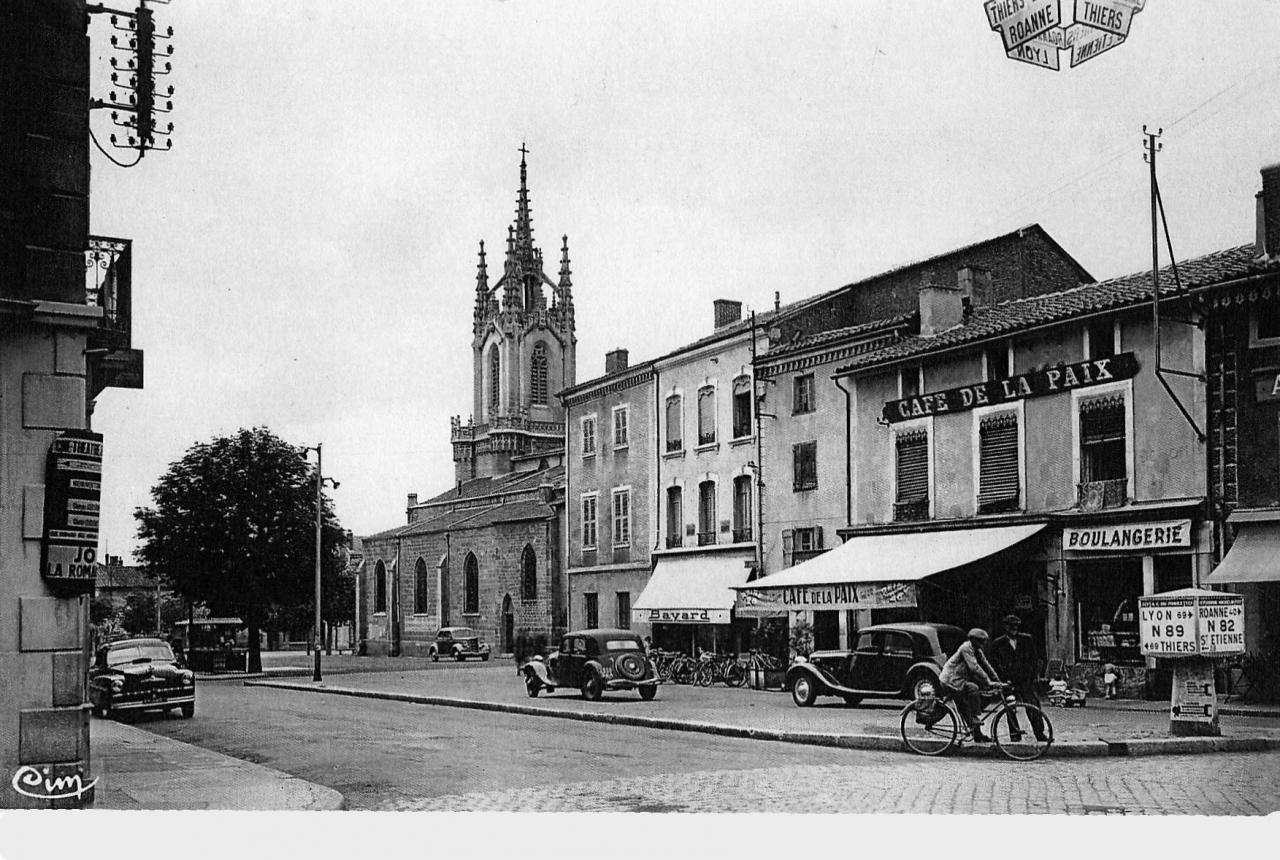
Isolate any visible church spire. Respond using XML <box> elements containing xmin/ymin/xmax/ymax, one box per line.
<box><xmin>514</xmin><ymin>142</ymin><xmax>534</xmax><ymax>254</ymax></box>
<box><xmin>558</xmin><ymin>234</ymin><xmax>573</xmax><ymax>295</ymax></box>
<box><xmin>474</xmin><ymin>240</ymin><xmax>489</xmax><ymax>319</ymax></box>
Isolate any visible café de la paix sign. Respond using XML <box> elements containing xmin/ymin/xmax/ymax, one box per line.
<box><xmin>984</xmin><ymin>0</ymin><xmax>1147</xmax><ymax>72</ymax></box>
<box><xmin>738</xmin><ymin>581</ymin><xmax>918</xmax><ymax>614</ymax></box>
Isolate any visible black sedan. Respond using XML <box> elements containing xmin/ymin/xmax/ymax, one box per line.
<box><xmin>520</xmin><ymin>629</ymin><xmax>659</xmax><ymax>701</ymax></box>
<box><xmin>89</xmin><ymin>637</ymin><xmax>195</xmax><ymax>719</ymax></box>
<box><xmin>786</xmin><ymin>622</ymin><xmax>964</xmax><ymax>707</ymax></box>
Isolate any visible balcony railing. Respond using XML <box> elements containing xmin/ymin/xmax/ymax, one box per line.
<box><xmin>698</xmin><ymin>431</ymin><xmax>717</xmax><ymax>446</ymax></box>
<box><xmin>697</xmin><ymin>531</ymin><xmax>717</xmax><ymax>546</ymax></box>
<box><xmin>977</xmin><ymin>493</ymin><xmax>1021</xmax><ymax>515</ymax></box>
<box><xmin>666</xmin><ymin>438</ymin><xmax>683</xmax><ymax>453</ymax></box>
<box><xmin>1077</xmin><ymin>479</ymin><xmax>1127</xmax><ymax>511</ymax></box>
<box><xmin>893</xmin><ymin>498</ymin><xmax>930</xmax><ymax>522</ymax></box>
<box><xmin>450</xmin><ymin>414</ymin><xmax>565</xmax><ymax>443</ymax></box>
<box><xmin>666</xmin><ymin>535</ymin><xmax>683</xmax><ymax>549</ymax></box>
<box><xmin>86</xmin><ymin>236</ymin><xmax>131</xmax><ymax>347</ymax></box>
<box><xmin>732</xmin><ymin>527</ymin><xmax>752</xmax><ymax>543</ymax></box>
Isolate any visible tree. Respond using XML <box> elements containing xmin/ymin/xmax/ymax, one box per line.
<box><xmin>135</xmin><ymin>427</ymin><xmax>347</xmax><ymax>673</ymax></box>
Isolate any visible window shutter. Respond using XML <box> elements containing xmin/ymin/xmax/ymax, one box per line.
<box><xmin>978</xmin><ymin>412</ymin><xmax>1020</xmax><ymax>503</ymax></box>
<box><xmin>782</xmin><ymin>529</ymin><xmax>794</xmax><ymax>568</ymax></box>
<box><xmin>816</xmin><ymin>525</ymin><xmax>825</xmax><ymax>549</ymax></box>
<box><xmin>895</xmin><ymin>429</ymin><xmax>929</xmax><ymax>503</ymax></box>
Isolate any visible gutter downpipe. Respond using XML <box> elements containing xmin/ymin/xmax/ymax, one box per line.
<box><xmin>750</xmin><ymin>313</ymin><xmax>764</xmax><ymax>579</ymax></box>
<box><xmin>833</xmin><ymin>374</ymin><xmax>853</xmax><ymax>528</ymax></box>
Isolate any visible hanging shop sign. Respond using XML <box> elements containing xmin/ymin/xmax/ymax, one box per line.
<box><xmin>737</xmin><ymin>581</ymin><xmax>918</xmax><ymax>614</ymax></box>
<box><xmin>1138</xmin><ymin>590</ymin><xmax>1245</xmax><ymax>657</ymax></box>
<box><xmin>633</xmin><ymin>608</ymin><xmax>730</xmax><ymax>625</ymax></box>
<box><xmin>985</xmin><ymin>0</ymin><xmax>1146</xmax><ymax>72</ymax></box>
<box><xmin>40</xmin><ymin>429</ymin><xmax>103</xmax><ymax>590</ymax></box>
<box><xmin>883</xmin><ymin>352</ymin><xmax>1138</xmax><ymax>423</ymax></box>
<box><xmin>1063</xmin><ymin>518</ymin><xmax>1191</xmax><ymax>552</ymax></box>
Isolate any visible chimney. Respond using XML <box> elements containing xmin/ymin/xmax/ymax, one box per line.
<box><xmin>918</xmin><ymin>283</ymin><xmax>965</xmax><ymax>337</ymax></box>
<box><xmin>605</xmin><ymin>348</ymin><xmax>629</xmax><ymax>374</ymax></box>
<box><xmin>956</xmin><ymin>266</ymin><xmax>992</xmax><ymax>310</ymax></box>
<box><xmin>1258</xmin><ymin>163</ymin><xmax>1280</xmax><ymax>261</ymax></box>
<box><xmin>774</xmin><ymin>291</ymin><xmax>781</xmax><ymax>312</ymax></box>
<box><xmin>713</xmin><ymin>299</ymin><xmax>743</xmax><ymax>329</ymax></box>
<box><xmin>406</xmin><ymin>493</ymin><xmax>418</xmax><ymax>522</ymax></box>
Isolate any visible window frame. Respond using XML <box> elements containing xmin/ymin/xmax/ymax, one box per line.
<box><xmin>612</xmin><ymin>404</ymin><xmax>630</xmax><ymax>449</ymax></box>
<box><xmin>891</xmin><ymin>416</ymin><xmax>934</xmax><ymax>520</ymax></box>
<box><xmin>616</xmin><ymin>591</ymin><xmax>631</xmax><ymax>629</ymax></box>
<box><xmin>580</xmin><ymin>413</ymin><xmax>597</xmax><ymax>458</ymax></box>
<box><xmin>971</xmin><ymin>402</ymin><xmax>1025</xmax><ymax>514</ymax></box>
<box><xmin>584</xmin><ymin>592</ymin><xmax>599</xmax><ymax>630</ymax></box>
<box><xmin>732</xmin><ymin>376</ymin><xmax>753</xmax><ymax>439</ymax></box>
<box><xmin>697</xmin><ymin>385</ymin><xmax>717</xmax><ymax>446</ymax></box>
<box><xmin>520</xmin><ymin>544</ymin><xmax>537</xmax><ymax>602</ymax></box>
<box><xmin>793</xmin><ymin>373</ymin><xmax>816</xmax><ymax>415</ymax></box>
<box><xmin>611</xmin><ymin>485</ymin><xmax>632</xmax><ymax>548</ymax></box>
<box><xmin>899</xmin><ymin>364</ymin><xmax>923</xmax><ymax>399</ymax></box>
<box><xmin>529</xmin><ymin>341</ymin><xmax>549</xmax><ymax>405</ymax></box>
<box><xmin>1250</xmin><ymin>303</ymin><xmax>1280</xmax><ymax>347</ymax></box>
<box><xmin>413</xmin><ymin>556</ymin><xmax>430</xmax><ymax>615</ymax></box>
<box><xmin>697</xmin><ymin>479</ymin><xmax>717</xmax><ymax>546</ymax></box>
<box><xmin>666</xmin><ymin>484</ymin><xmax>683</xmax><ymax>547</ymax></box>
<box><xmin>1070</xmin><ymin>380</ymin><xmax>1134</xmax><ymax>500</ymax></box>
<box><xmin>373</xmin><ymin>560</ymin><xmax>387</xmax><ymax>614</ymax></box>
<box><xmin>580</xmin><ymin>492</ymin><xmax>599</xmax><ymax>549</ymax></box>
<box><xmin>664</xmin><ymin>393</ymin><xmax>684</xmax><ymax>453</ymax></box>
<box><xmin>792</xmin><ymin>440</ymin><xmax>818</xmax><ymax>492</ymax></box>
<box><xmin>488</xmin><ymin>346</ymin><xmax>502</xmax><ymax>416</ymax></box>
<box><xmin>1084</xmin><ymin>319</ymin><xmax>1120</xmax><ymax>360</ymax></box>
<box><xmin>463</xmin><ymin>553</ymin><xmax>480</xmax><ymax>615</ymax></box>
<box><xmin>732</xmin><ymin>474</ymin><xmax>752</xmax><ymax>541</ymax></box>
<box><xmin>983</xmin><ymin>341</ymin><xmax>1012</xmax><ymax>382</ymax></box>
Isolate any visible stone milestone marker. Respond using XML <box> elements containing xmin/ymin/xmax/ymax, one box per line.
<box><xmin>1139</xmin><ymin>588</ymin><xmax>1246</xmax><ymax>737</ymax></box>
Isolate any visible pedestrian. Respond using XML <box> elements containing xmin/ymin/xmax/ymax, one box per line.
<box><xmin>1103</xmin><ymin>662</ymin><xmax>1118</xmax><ymax>699</ymax></box>
<box><xmin>938</xmin><ymin>628</ymin><xmax>1001</xmax><ymax>743</ymax></box>
<box><xmin>989</xmin><ymin>614</ymin><xmax>1049</xmax><ymax>742</ymax></box>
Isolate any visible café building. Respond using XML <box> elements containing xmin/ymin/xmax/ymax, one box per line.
<box><xmin>740</xmin><ymin>252</ymin><xmax>1243</xmax><ymax>694</ymax></box>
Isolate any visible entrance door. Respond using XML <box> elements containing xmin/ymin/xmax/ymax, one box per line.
<box><xmin>813</xmin><ymin>610</ymin><xmax>840</xmax><ymax>651</ymax></box>
<box><xmin>501</xmin><ymin>594</ymin><xmax>514</xmax><ymax>655</ymax></box>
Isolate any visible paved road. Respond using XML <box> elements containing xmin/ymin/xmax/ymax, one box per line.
<box><xmin>131</xmin><ymin>680</ymin><xmax>1280</xmax><ymax>813</ymax></box>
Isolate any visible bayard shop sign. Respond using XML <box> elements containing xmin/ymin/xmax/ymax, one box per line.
<box><xmin>633</xmin><ymin>608</ymin><xmax>730</xmax><ymax>625</ymax></box>
<box><xmin>1063</xmin><ymin>519</ymin><xmax>1191</xmax><ymax>551</ymax></box>
<box><xmin>883</xmin><ymin>352</ymin><xmax>1138</xmax><ymax>423</ymax></box>
<box><xmin>737</xmin><ymin>582</ymin><xmax>918</xmax><ymax>614</ymax></box>
<box><xmin>41</xmin><ymin>429</ymin><xmax>103</xmax><ymax>591</ymax></box>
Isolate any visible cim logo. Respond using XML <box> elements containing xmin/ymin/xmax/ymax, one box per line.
<box><xmin>984</xmin><ymin>0</ymin><xmax>1147</xmax><ymax>71</ymax></box>
<box><xmin>11</xmin><ymin>764</ymin><xmax>98</xmax><ymax>802</ymax></box>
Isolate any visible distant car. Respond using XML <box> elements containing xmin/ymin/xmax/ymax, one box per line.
<box><xmin>520</xmin><ymin>629</ymin><xmax>659</xmax><ymax>701</ymax></box>
<box><xmin>428</xmin><ymin>627</ymin><xmax>491</xmax><ymax>662</ymax></box>
<box><xmin>786</xmin><ymin>622</ymin><xmax>965</xmax><ymax>707</ymax></box>
<box><xmin>89</xmin><ymin>637</ymin><xmax>196</xmax><ymax>719</ymax></box>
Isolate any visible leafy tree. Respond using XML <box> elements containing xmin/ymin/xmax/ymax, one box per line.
<box><xmin>121</xmin><ymin>593</ymin><xmax>157</xmax><ymax>635</ymax></box>
<box><xmin>135</xmin><ymin>427</ymin><xmax>347</xmax><ymax>673</ymax></box>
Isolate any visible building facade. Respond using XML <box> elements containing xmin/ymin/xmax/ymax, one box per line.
<box><xmin>561</xmin><ymin>350</ymin><xmax>654</xmax><ymax>634</ymax></box>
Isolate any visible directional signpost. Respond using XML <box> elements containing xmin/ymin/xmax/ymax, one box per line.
<box><xmin>1138</xmin><ymin>588</ymin><xmax>1245</xmax><ymax>737</ymax></box>
<box><xmin>985</xmin><ymin>0</ymin><xmax>1148</xmax><ymax>72</ymax></box>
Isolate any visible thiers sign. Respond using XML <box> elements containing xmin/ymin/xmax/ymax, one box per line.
<box><xmin>41</xmin><ymin>430</ymin><xmax>103</xmax><ymax>590</ymax></box>
<box><xmin>883</xmin><ymin>352</ymin><xmax>1138</xmax><ymax>423</ymax></box>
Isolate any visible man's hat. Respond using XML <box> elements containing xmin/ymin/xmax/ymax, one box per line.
<box><xmin>968</xmin><ymin>628</ymin><xmax>989</xmax><ymax>641</ymax></box>
<box><xmin>1002</xmin><ymin>614</ymin><xmax>1022</xmax><ymax>626</ymax></box>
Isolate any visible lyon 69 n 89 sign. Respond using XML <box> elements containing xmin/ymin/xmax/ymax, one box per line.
<box><xmin>984</xmin><ymin>0</ymin><xmax>1147</xmax><ymax>71</ymax></box>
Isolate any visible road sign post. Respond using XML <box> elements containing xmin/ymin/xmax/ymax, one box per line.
<box><xmin>1138</xmin><ymin>588</ymin><xmax>1245</xmax><ymax>737</ymax></box>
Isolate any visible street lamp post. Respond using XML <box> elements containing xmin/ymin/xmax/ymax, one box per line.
<box><xmin>303</xmin><ymin>443</ymin><xmax>339</xmax><ymax>683</ymax></box>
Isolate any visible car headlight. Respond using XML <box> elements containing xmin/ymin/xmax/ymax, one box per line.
<box><xmin>110</xmin><ymin>679</ymin><xmax>124</xmax><ymax>691</ymax></box>
<box><xmin>793</xmin><ymin>655</ymin><xmax>807</xmax><ymax>665</ymax></box>
<box><xmin>181</xmin><ymin>673</ymin><xmax>194</xmax><ymax>686</ymax></box>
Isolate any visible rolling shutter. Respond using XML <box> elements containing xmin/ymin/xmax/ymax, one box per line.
<box><xmin>895</xmin><ymin>429</ymin><xmax>929</xmax><ymax>503</ymax></box>
<box><xmin>978</xmin><ymin>411</ymin><xmax>1020</xmax><ymax>504</ymax></box>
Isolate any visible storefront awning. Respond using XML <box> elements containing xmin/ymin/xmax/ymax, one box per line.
<box><xmin>735</xmin><ymin>523</ymin><xmax>1046</xmax><ymax>614</ymax></box>
<box><xmin>632</xmin><ymin>553</ymin><xmax>753</xmax><ymax>625</ymax></box>
<box><xmin>1205</xmin><ymin>523</ymin><xmax>1280</xmax><ymax>584</ymax></box>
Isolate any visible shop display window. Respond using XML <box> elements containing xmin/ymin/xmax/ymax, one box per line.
<box><xmin>1073</xmin><ymin>559</ymin><xmax>1143</xmax><ymax>664</ymax></box>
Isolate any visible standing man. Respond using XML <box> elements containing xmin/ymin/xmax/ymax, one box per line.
<box><xmin>989</xmin><ymin>614</ymin><xmax>1049</xmax><ymax>742</ymax></box>
<box><xmin>938</xmin><ymin>628</ymin><xmax>1001</xmax><ymax>743</ymax></box>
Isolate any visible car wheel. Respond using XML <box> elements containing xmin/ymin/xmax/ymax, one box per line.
<box><xmin>615</xmin><ymin>652</ymin><xmax>647</xmax><ymax>682</ymax></box>
<box><xmin>639</xmin><ymin>685</ymin><xmax>657</xmax><ymax>701</ymax></box>
<box><xmin>792</xmin><ymin>674</ymin><xmax>818</xmax><ymax>707</ymax></box>
<box><xmin>100</xmin><ymin>698</ymin><xmax>113</xmax><ymax>720</ymax></box>
<box><xmin>91</xmin><ymin>703</ymin><xmax>105</xmax><ymax>718</ymax></box>
<box><xmin>842</xmin><ymin>695</ymin><xmax>862</xmax><ymax>707</ymax></box>
<box><xmin>180</xmin><ymin>703</ymin><xmax>194</xmax><ymax>719</ymax></box>
<box><xmin>455</xmin><ymin>650</ymin><xmax>465</xmax><ymax>662</ymax></box>
<box><xmin>525</xmin><ymin>674</ymin><xmax>541</xmax><ymax>697</ymax></box>
<box><xmin>581</xmin><ymin>672</ymin><xmax>603</xmax><ymax>702</ymax></box>
<box><xmin>481</xmin><ymin>652</ymin><xmax>490</xmax><ymax>661</ymax></box>
<box><xmin>908</xmin><ymin>671</ymin><xmax>938</xmax><ymax>701</ymax></box>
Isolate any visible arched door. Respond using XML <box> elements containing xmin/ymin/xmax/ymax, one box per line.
<box><xmin>500</xmin><ymin>594</ymin><xmax>514</xmax><ymax>655</ymax></box>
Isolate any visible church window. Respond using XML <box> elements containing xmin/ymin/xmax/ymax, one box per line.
<box><xmin>463</xmin><ymin>553</ymin><xmax>479</xmax><ymax>615</ymax></box>
<box><xmin>530</xmin><ymin>342</ymin><xmax>548</xmax><ymax>405</ymax></box>
<box><xmin>521</xmin><ymin>545</ymin><xmax>537</xmax><ymax>602</ymax></box>
<box><xmin>413</xmin><ymin>557</ymin><xmax>429</xmax><ymax>614</ymax></box>
<box><xmin>489</xmin><ymin>347</ymin><xmax>501</xmax><ymax>414</ymax></box>
<box><xmin>374</xmin><ymin>560</ymin><xmax>387</xmax><ymax>613</ymax></box>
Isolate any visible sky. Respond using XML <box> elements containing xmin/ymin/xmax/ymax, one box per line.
<box><xmin>86</xmin><ymin>0</ymin><xmax>1280</xmax><ymax>562</ymax></box>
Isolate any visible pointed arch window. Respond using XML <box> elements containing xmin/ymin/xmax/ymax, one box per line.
<box><xmin>489</xmin><ymin>347</ymin><xmax>501</xmax><ymax>414</ymax></box>
<box><xmin>413</xmin><ymin>557</ymin><xmax>429</xmax><ymax>615</ymax></box>
<box><xmin>521</xmin><ymin>545</ymin><xmax>537</xmax><ymax>602</ymax></box>
<box><xmin>374</xmin><ymin>560</ymin><xmax>387</xmax><ymax>613</ymax></box>
<box><xmin>530</xmin><ymin>342</ymin><xmax>548</xmax><ymax>405</ymax></box>
<box><xmin>463</xmin><ymin>553</ymin><xmax>480</xmax><ymax>615</ymax></box>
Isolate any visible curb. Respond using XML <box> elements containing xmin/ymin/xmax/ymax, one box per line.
<box><xmin>245</xmin><ymin>679</ymin><xmax>1277</xmax><ymax>759</ymax></box>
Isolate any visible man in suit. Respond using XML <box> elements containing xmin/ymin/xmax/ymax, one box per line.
<box><xmin>989</xmin><ymin>614</ymin><xmax>1048</xmax><ymax>742</ymax></box>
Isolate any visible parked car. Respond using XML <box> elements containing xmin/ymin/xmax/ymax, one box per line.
<box><xmin>786</xmin><ymin>622</ymin><xmax>965</xmax><ymax>707</ymax></box>
<box><xmin>89</xmin><ymin>637</ymin><xmax>196</xmax><ymax>719</ymax></box>
<box><xmin>520</xmin><ymin>629</ymin><xmax>659</xmax><ymax>701</ymax></box>
<box><xmin>429</xmin><ymin>627</ymin><xmax>491</xmax><ymax>662</ymax></box>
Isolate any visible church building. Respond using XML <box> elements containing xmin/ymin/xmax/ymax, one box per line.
<box><xmin>358</xmin><ymin>150</ymin><xmax>573</xmax><ymax>657</ymax></box>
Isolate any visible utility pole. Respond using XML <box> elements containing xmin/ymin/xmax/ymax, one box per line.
<box><xmin>313</xmin><ymin>443</ymin><xmax>323</xmax><ymax>682</ymax></box>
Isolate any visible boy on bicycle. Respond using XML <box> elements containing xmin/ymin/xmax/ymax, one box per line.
<box><xmin>938</xmin><ymin>628</ymin><xmax>1001</xmax><ymax>743</ymax></box>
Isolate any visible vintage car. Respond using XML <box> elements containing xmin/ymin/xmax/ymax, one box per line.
<box><xmin>428</xmin><ymin>626</ymin><xmax>491</xmax><ymax>661</ymax></box>
<box><xmin>89</xmin><ymin>637</ymin><xmax>196</xmax><ymax>719</ymax></box>
<box><xmin>786</xmin><ymin>622</ymin><xmax>965</xmax><ymax>707</ymax></box>
<box><xmin>521</xmin><ymin>628</ymin><xmax>659</xmax><ymax>701</ymax></box>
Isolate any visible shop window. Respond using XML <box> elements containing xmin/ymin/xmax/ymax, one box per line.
<box><xmin>612</xmin><ymin>405</ymin><xmax>629</xmax><ymax>448</ymax></box>
<box><xmin>1086</xmin><ymin>320</ymin><xmax>1116</xmax><ymax>359</ymax></box>
<box><xmin>698</xmin><ymin>480</ymin><xmax>716</xmax><ymax>546</ymax></box>
<box><xmin>894</xmin><ymin>428</ymin><xmax>929</xmax><ymax>521</ymax></box>
<box><xmin>1078</xmin><ymin>394</ymin><xmax>1127</xmax><ymax>507</ymax></box>
<box><xmin>666</xmin><ymin>486</ymin><xmax>682</xmax><ymax>548</ymax></box>
<box><xmin>520</xmin><ymin>545</ymin><xmax>537</xmax><ymax>602</ymax></box>
<box><xmin>732</xmin><ymin>475</ymin><xmax>752</xmax><ymax>542</ymax></box>
<box><xmin>616</xmin><ymin>592</ymin><xmax>631</xmax><ymax>629</ymax></box>
<box><xmin>984</xmin><ymin>343</ymin><xmax>1010</xmax><ymax>381</ymax></box>
<box><xmin>1074</xmin><ymin>559</ymin><xmax>1143</xmax><ymax>664</ymax></box>
<box><xmin>793</xmin><ymin>373</ymin><xmax>815</xmax><ymax>415</ymax></box>
<box><xmin>463</xmin><ymin>553</ymin><xmax>479</xmax><ymax>615</ymax></box>
<box><xmin>793</xmin><ymin>440</ymin><xmax>817</xmax><ymax>492</ymax></box>
<box><xmin>978</xmin><ymin>411</ymin><xmax>1020</xmax><ymax>513</ymax></box>
<box><xmin>665</xmin><ymin>395</ymin><xmax>683</xmax><ymax>452</ymax></box>
<box><xmin>813</xmin><ymin>611</ymin><xmax>840</xmax><ymax>651</ymax></box>
<box><xmin>697</xmin><ymin>386</ymin><xmax>716</xmax><ymax>445</ymax></box>
<box><xmin>413</xmin><ymin>557</ymin><xmax>429</xmax><ymax>614</ymax></box>
<box><xmin>530</xmin><ymin>342</ymin><xmax>548</xmax><ymax>405</ymax></box>
<box><xmin>732</xmin><ymin>376</ymin><xmax>752</xmax><ymax>438</ymax></box>
<box><xmin>581</xmin><ymin>494</ymin><xmax>598</xmax><ymax>549</ymax></box>
<box><xmin>374</xmin><ymin>560</ymin><xmax>387</xmax><ymax>613</ymax></box>
<box><xmin>581</xmin><ymin>415</ymin><xmax>597</xmax><ymax>457</ymax></box>
<box><xmin>584</xmin><ymin>592</ymin><xmax>599</xmax><ymax>630</ymax></box>
<box><xmin>612</xmin><ymin>487</ymin><xmax>631</xmax><ymax>547</ymax></box>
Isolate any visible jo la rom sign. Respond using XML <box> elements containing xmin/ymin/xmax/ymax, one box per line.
<box><xmin>883</xmin><ymin>352</ymin><xmax>1138</xmax><ymax>423</ymax></box>
<box><xmin>41</xmin><ymin>430</ymin><xmax>103</xmax><ymax>590</ymax></box>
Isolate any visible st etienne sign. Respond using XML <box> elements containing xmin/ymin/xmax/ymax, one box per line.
<box><xmin>883</xmin><ymin>352</ymin><xmax>1138</xmax><ymax>423</ymax></box>
<box><xmin>1138</xmin><ymin>590</ymin><xmax>1245</xmax><ymax>658</ymax></box>
<box><xmin>985</xmin><ymin>0</ymin><xmax>1147</xmax><ymax>72</ymax></box>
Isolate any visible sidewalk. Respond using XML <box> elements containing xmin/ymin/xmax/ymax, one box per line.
<box><xmin>90</xmin><ymin>716</ymin><xmax>345</xmax><ymax>810</ymax></box>
<box><xmin>246</xmin><ymin>665</ymin><xmax>1280</xmax><ymax>758</ymax></box>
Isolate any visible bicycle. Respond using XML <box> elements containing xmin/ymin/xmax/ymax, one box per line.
<box><xmin>900</xmin><ymin>681</ymin><xmax>1054</xmax><ymax>761</ymax></box>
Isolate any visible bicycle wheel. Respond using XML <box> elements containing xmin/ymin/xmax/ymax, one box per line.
<box><xmin>723</xmin><ymin>661</ymin><xmax>747</xmax><ymax>687</ymax></box>
<box><xmin>900</xmin><ymin>699</ymin><xmax>959</xmax><ymax>756</ymax></box>
<box><xmin>695</xmin><ymin>663</ymin><xmax>715</xmax><ymax>687</ymax></box>
<box><xmin>991</xmin><ymin>703</ymin><xmax>1054</xmax><ymax>761</ymax></box>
